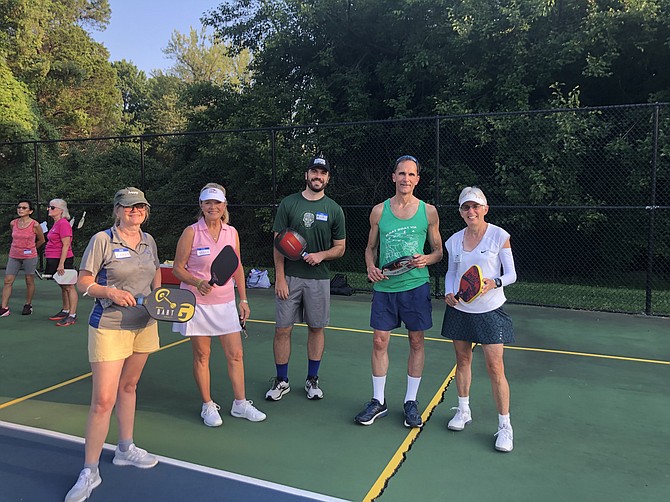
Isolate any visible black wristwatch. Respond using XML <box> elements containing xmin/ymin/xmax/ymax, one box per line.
<box><xmin>494</xmin><ymin>278</ymin><xmax>502</xmax><ymax>288</ymax></box>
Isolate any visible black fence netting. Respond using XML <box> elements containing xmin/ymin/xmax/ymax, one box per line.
<box><xmin>1</xmin><ymin>104</ymin><xmax>668</xmax><ymax>315</ymax></box>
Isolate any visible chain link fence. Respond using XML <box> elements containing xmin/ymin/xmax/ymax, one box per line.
<box><xmin>1</xmin><ymin>104</ymin><xmax>669</xmax><ymax>315</ymax></box>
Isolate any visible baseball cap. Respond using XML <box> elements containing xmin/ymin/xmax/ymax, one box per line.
<box><xmin>306</xmin><ymin>157</ymin><xmax>330</xmax><ymax>172</ymax></box>
<box><xmin>458</xmin><ymin>187</ymin><xmax>487</xmax><ymax>206</ymax></box>
<box><xmin>114</xmin><ymin>187</ymin><xmax>150</xmax><ymax>207</ymax></box>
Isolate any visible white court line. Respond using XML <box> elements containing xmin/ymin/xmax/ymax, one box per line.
<box><xmin>0</xmin><ymin>420</ymin><xmax>351</xmax><ymax>502</ymax></box>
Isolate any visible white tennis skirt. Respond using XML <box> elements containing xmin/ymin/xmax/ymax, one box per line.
<box><xmin>172</xmin><ymin>300</ymin><xmax>242</xmax><ymax>337</ymax></box>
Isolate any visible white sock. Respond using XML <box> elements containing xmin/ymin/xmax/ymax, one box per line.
<box><xmin>234</xmin><ymin>399</ymin><xmax>246</xmax><ymax>407</ymax></box>
<box><xmin>404</xmin><ymin>375</ymin><xmax>422</xmax><ymax>403</ymax></box>
<box><xmin>372</xmin><ymin>375</ymin><xmax>386</xmax><ymax>405</ymax></box>
<box><xmin>498</xmin><ymin>413</ymin><xmax>511</xmax><ymax>428</ymax></box>
<box><xmin>458</xmin><ymin>396</ymin><xmax>470</xmax><ymax>410</ymax></box>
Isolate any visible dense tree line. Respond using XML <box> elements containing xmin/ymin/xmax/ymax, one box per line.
<box><xmin>2</xmin><ymin>0</ymin><xmax>669</xmax><ymax>143</ymax></box>
<box><xmin>1</xmin><ymin>1</ymin><xmax>669</xmax><ymax>305</ymax></box>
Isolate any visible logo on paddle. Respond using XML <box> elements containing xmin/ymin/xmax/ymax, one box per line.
<box><xmin>148</xmin><ymin>288</ymin><xmax>195</xmax><ymax>322</ymax></box>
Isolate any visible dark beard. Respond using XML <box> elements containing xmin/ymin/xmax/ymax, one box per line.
<box><xmin>307</xmin><ymin>179</ymin><xmax>326</xmax><ymax>192</ymax></box>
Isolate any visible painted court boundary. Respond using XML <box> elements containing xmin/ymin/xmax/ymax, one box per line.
<box><xmin>2</xmin><ymin>319</ymin><xmax>668</xmax><ymax>502</ymax></box>
<box><xmin>0</xmin><ymin>420</ymin><xmax>349</xmax><ymax>502</ymax></box>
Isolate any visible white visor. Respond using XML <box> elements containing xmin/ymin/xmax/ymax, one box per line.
<box><xmin>459</xmin><ymin>191</ymin><xmax>487</xmax><ymax>206</ymax></box>
<box><xmin>199</xmin><ymin>188</ymin><xmax>227</xmax><ymax>203</ymax></box>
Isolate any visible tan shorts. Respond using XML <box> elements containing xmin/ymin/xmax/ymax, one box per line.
<box><xmin>88</xmin><ymin>323</ymin><xmax>160</xmax><ymax>362</ymax></box>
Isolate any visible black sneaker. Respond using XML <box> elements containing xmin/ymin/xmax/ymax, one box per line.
<box><xmin>49</xmin><ymin>310</ymin><xmax>69</xmax><ymax>321</ymax></box>
<box><xmin>354</xmin><ymin>398</ymin><xmax>388</xmax><ymax>426</ymax></box>
<box><xmin>403</xmin><ymin>400</ymin><xmax>423</xmax><ymax>428</ymax></box>
<box><xmin>22</xmin><ymin>304</ymin><xmax>33</xmax><ymax>315</ymax></box>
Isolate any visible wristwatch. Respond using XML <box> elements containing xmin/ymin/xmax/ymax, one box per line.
<box><xmin>494</xmin><ymin>278</ymin><xmax>502</xmax><ymax>288</ymax></box>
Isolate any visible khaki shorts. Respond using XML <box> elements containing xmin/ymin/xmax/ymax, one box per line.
<box><xmin>88</xmin><ymin>323</ymin><xmax>160</xmax><ymax>362</ymax></box>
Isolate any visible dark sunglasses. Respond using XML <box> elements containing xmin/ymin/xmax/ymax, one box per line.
<box><xmin>48</xmin><ymin>205</ymin><xmax>59</xmax><ymax>210</ymax></box>
<box><xmin>16</xmin><ymin>205</ymin><xmax>30</xmax><ymax>210</ymax></box>
<box><xmin>123</xmin><ymin>203</ymin><xmax>148</xmax><ymax>211</ymax></box>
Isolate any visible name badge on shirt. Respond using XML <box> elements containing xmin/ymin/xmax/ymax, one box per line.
<box><xmin>23</xmin><ymin>249</ymin><xmax>32</xmax><ymax>255</ymax></box>
<box><xmin>113</xmin><ymin>248</ymin><xmax>131</xmax><ymax>259</ymax></box>
<box><xmin>454</xmin><ymin>254</ymin><xmax>462</xmax><ymax>263</ymax></box>
<box><xmin>196</xmin><ymin>247</ymin><xmax>211</xmax><ymax>257</ymax></box>
<box><xmin>316</xmin><ymin>212</ymin><xmax>328</xmax><ymax>222</ymax></box>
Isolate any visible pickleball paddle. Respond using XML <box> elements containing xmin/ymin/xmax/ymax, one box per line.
<box><xmin>53</xmin><ymin>269</ymin><xmax>78</xmax><ymax>285</ymax></box>
<box><xmin>454</xmin><ymin>265</ymin><xmax>484</xmax><ymax>303</ymax></box>
<box><xmin>209</xmin><ymin>245</ymin><xmax>239</xmax><ymax>286</ymax></box>
<box><xmin>274</xmin><ymin>228</ymin><xmax>308</xmax><ymax>261</ymax></box>
<box><xmin>380</xmin><ymin>255</ymin><xmax>416</xmax><ymax>276</ymax></box>
<box><xmin>137</xmin><ymin>287</ymin><xmax>196</xmax><ymax>322</ymax></box>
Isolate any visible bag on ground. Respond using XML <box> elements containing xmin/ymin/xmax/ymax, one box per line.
<box><xmin>247</xmin><ymin>268</ymin><xmax>271</xmax><ymax>288</ymax></box>
<box><xmin>330</xmin><ymin>273</ymin><xmax>355</xmax><ymax>296</ymax></box>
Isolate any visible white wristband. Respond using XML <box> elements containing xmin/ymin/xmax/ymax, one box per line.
<box><xmin>241</xmin><ymin>299</ymin><xmax>249</xmax><ymax>303</ymax></box>
<box><xmin>83</xmin><ymin>283</ymin><xmax>95</xmax><ymax>297</ymax></box>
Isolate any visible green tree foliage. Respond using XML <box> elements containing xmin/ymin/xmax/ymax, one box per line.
<box><xmin>163</xmin><ymin>26</ymin><xmax>252</xmax><ymax>88</ymax></box>
<box><xmin>112</xmin><ymin>60</ymin><xmax>150</xmax><ymax>135</ymax></box>
<box><xmin>0</xmin><ymin>0</ymin><xmax>121</xmax><ymax>138</ymax></box>
<box><xmin>0</xmin><ymin>57</ymin><xmax>38</xmax><ymax>141</ymax></box>
<box><xmin>203</xmin><ymin>0</ymin><xmax>670</xmax><ymax>125</ymax></box>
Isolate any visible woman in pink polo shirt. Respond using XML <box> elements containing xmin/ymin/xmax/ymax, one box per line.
<box><xmin>1</xmin><ymin>200</ymin><xmax>46</xmax><ymax>317</ymax></box>
<box><xmin>172</xmin><ymin>183</ymin><xmax>266</xmax><ymax>427</ymax></box>
<box><xmin>44</xmin><ymin>198</ymin><xmax>78</xmax><ymax>326</ymax></box>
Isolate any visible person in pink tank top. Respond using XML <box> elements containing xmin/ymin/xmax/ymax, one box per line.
<box><xmin>44</xmin><ymin>198</ymin><xmax>78</xmax><ymax>326</ymax></box>
<box><xmin>172</xmin><ymin>183</ymin><xmax>266</xmax><ymax>427</ymax></box>
<box><xmin>1</xmin><ymin>200</ymin><xmax>45</xmax><ymax>317</ymax></box>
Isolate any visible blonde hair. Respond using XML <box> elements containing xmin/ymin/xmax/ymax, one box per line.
<box><xmin>49</xmin><ymin>199</ymin><xmax>71</xmax><ymax>220</ymax></box>
<box><xmin>197</xmin><ymin>182</ymin><xmax>229</xmax><ymax>224</ymax></box>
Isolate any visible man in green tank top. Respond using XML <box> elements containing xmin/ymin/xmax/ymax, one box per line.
<box><xmin>355</xmin><ymin>155</ymin><xmax>443</xmax><ymax>428</ymax></box>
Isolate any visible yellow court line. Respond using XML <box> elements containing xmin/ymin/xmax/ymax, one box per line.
<box><xmin>362</xmin><ymin>364</ymin><xmax>458</xmax><ymax>502</ymax></box>
<box><xmin>504</xmin><ymin>344</ymin><xmax>670</xmax><ymax>365</ymax></box>
<box><xmin>252</xmin><ymin>320</ymin><xmax>669</xmax><ymax>366</ymax></box>
<box><xmin>0</xmin><ymin>337</ymin><xmax>190</xmax><ymax>411</ymax></box>
<box><xmin>0</xmin><ymin>373</ymin><xmax>92</xmax><ymax>410</ymax></box>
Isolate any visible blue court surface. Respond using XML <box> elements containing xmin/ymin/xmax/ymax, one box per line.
<box><xmin>0</xmin><ymin>421</ymin><xmax>347</xmax><ymax>501</ymax></box>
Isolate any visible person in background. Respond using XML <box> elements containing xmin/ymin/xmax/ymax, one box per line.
<box><xmin>64</xmin><ymin>188</ymin><xmax>161</xmax><ymax>502</ymax></box>
<box><xmin>355</xmin><ymin>155</ymin><xmax>442</xmax><ymax>428</ymax></box>
<box><xmin>441</xmin><ymin>186</ymin><xmax>517</xmax><ymax>452</ymax></box>
<box><xmin>45</xmin><ymin>198</ymin><xmax>78</xmax><ymax>326</ymax></box>
<box><xmin>172</xmin><ymin>183</ymin><xmax>266</xmax><ymax>427</ymax></box>
<box><xmin>1</xmin><ymin>200</ymin><xmax>46</xmax><ymax>317</ymax></box>
<box><xmin>266</xmin><ymin>156</ymin><xmax>346</xmax><ymax>402</ymax></box>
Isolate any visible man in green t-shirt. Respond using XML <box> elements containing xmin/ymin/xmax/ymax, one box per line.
<box><xmin>355</xmin><ymin>155</ymin><xmax>443</xmax><ymax>428</ymax></box>
<box><xmin>266</xmin><ymin>156</ymin><xmax>346</xmax><ymax>402</ymax></box>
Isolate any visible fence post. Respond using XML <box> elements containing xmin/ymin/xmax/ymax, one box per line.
<box><xmin>644</xmin><ymin>105</ymin><xmax>660</xmax><ymax>315</ymax></box>
<box><xmin>434</xmin><ymin>117</ymin><xmax>441</xmax><ymax>297</ymax></box>
<box><xmin>33</xmin><ymin>142</ymin><xmax>44</xmax><ymax>271</ymax></box>
<box><xmin>271</xmin><ymin>129</ymin><xmax>277</xmax><ymax>211</ymax></box>
<box><xmin>140</xmin><ymin>136</ymin><xmax>146</xmax><ymax>190</ymax></box>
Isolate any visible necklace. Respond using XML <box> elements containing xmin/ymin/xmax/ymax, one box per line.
<box><xmin>17</xmin><ymin>218</ymin><xmax>32</xmax><ymax>230</ymax></box>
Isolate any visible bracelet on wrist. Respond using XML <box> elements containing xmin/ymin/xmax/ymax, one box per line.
<box><xmin>196</xmin><ymin>279</ymin><xmax>204</xmax><ymax>288</ymax></box>
<box><xmin>241</xmin><ymin>299</ymin><xmax>249</xmax><ymax>304</ymax></box>
<box><xmin>83</xmin><ymin>283</ymin><xmax>95</xmax><ymax>297</ymax></box>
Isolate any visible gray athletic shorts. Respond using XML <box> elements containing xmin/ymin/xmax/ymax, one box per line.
<box><xmin>275</xmin><ymin>276</ymin><xmax>330</xmax><ymax>328</ymax></box>
<box><xmin>6</xmin><ymin>256</ymin><xmax>38</xmax><ymax>276</ymax></box>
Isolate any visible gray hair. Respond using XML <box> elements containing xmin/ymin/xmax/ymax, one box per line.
<box><xmin>49</xmin><ymin>199</ymin><xmax>71</xmax><ymax>220</ymax></box>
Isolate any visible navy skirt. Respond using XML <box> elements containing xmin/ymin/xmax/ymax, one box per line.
<box><xmin>441</xmin><ymin>306</ymin><xmax>515</xmax><ymax>345</ymax></box>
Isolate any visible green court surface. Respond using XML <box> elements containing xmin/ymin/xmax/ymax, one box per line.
<box><xmin>1</xmin><ymin>281</ymin><xmax>669</xmax><ymax>501</ymax></box>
